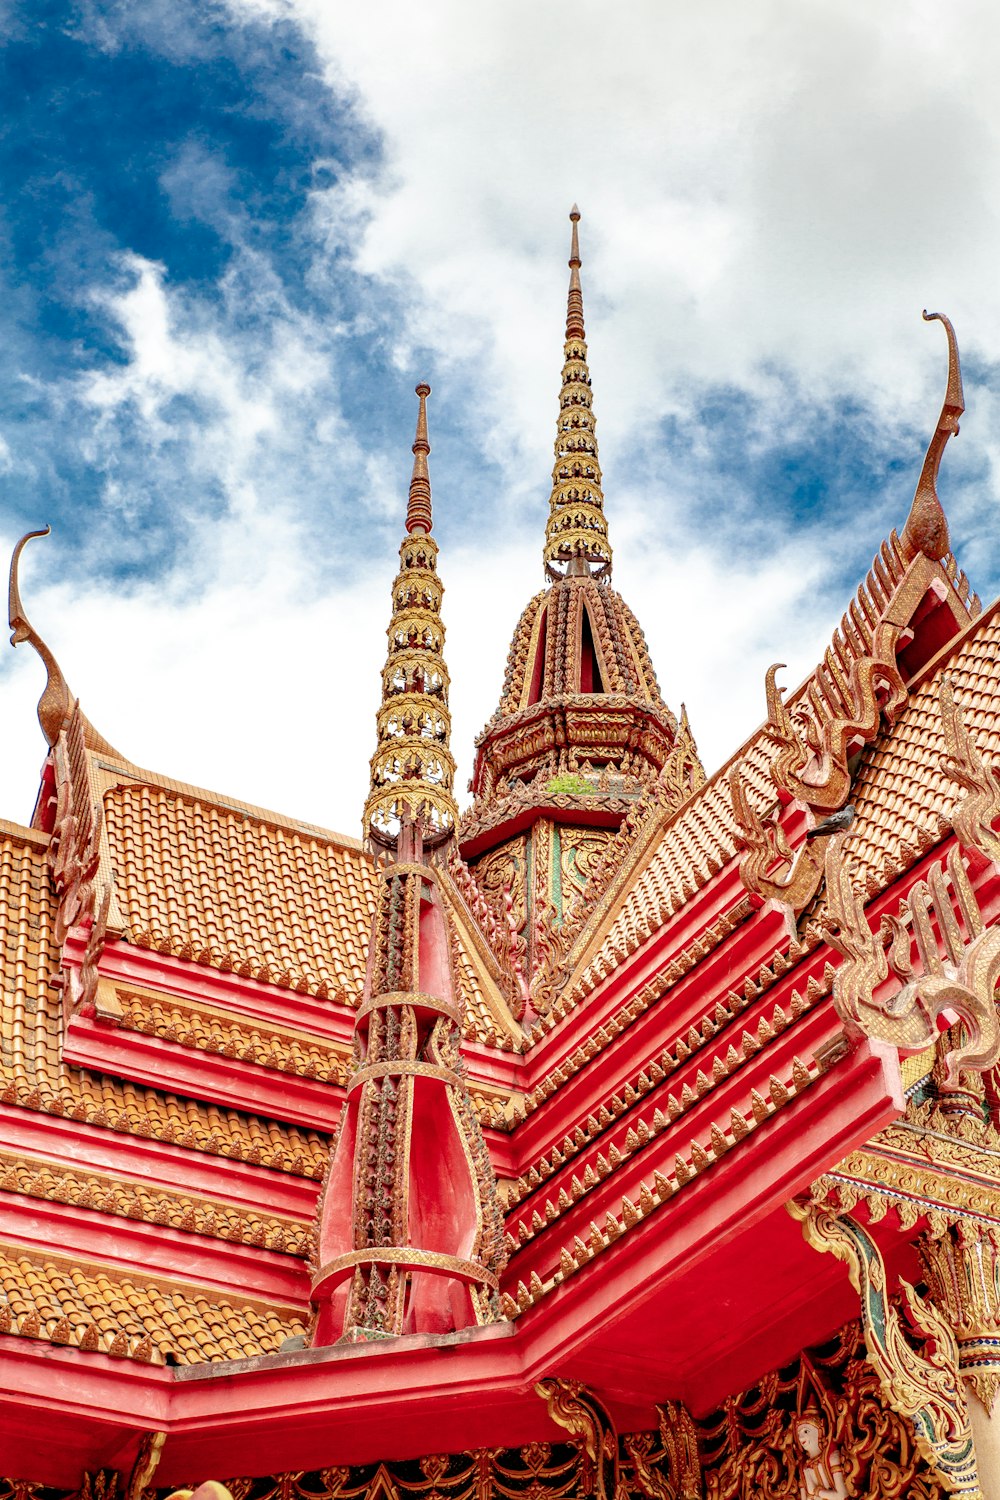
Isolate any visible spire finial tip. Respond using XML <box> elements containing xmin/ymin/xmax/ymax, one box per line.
<box><xmin>570</xmin><ymin>204</ymin><xmax>580</xmax><ymax>221</ymax></box>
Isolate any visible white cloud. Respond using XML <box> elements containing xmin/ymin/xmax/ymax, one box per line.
<box><xmin>4</xmin><ymin>0</ymin><xmax>1000</xmax><ymax>838</ymax></box>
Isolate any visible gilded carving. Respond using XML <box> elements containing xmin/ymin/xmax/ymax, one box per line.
<box><xmin>535</xmin><ymin>1379</ymin><xmax>625</xmax><ymax>1500</ymax></box>
<box><xmin>900</xmin><ymin>312</ymin><xmax>964</xmax><ymax>565</ymax></box>
<box><xmin>792</xmin><ymin>1203</ymin><xmax>979</xmax><ymax>1495</ymax></box>
<box><xmin>920</xmin><ymin>1224</ymin><xmax>1000</xmax><ymax>1416</ymax></box>
<box><xmin>729</xmin><ymin>768</ymin><xmax>825</xmax><ymax>917</ymax></box>
<box><xmin>766</xmin><ymin>646</ymin><xmax>907</xmax><ymax>817</ymax></box>
<box><xmin>823</xmin><ymin>835</ymin><xmax>1000</xmax><ymax>1088</ymax></box>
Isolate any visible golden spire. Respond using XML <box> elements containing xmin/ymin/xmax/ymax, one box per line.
<box><xmin>900</xmin><ymin>310</ymin><xmax>964</xmax><ymax>563</ymax></box>
<box><xmin>363</xmin><ymin>384</ymin><xmax>458</xmax><ymax>849</ymax></box>
<box><xmin>543</xmin><ymin>206</ymin><xmax>613</xmax><ymax>580</ymax></box>
<box><xmin>406</xmin><ymin>382</ymin><xmax>433</xmax><ymax>535</ymax></box>
<box><xmin>8</xmin><ymin>527</ymin><xmax>120</xmax><ymax>756</ymax></box>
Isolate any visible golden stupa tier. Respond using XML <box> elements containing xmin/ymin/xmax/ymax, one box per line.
<box><xmin>543</xmin><ymin>337</ymin><xmax>611</xmax><ymax>575</ymax></box>
<box><xmin>543</xmin><ymin>208</ymin><xmax>612</xmax><ymax>577</ymax></box>
<box><xmin>469</xmin><ymin>571</ymin><xmax>678</xmax><ymax>809</ymax></box>
<box><xmin>363</xmin><ymin>396</ymin><xmax>459</xmax><ymax>847</ymax></box>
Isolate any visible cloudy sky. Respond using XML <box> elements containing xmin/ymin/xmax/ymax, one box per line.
<box><xmin>1</xmin><ymin>1</ymin><xmax>999</xmax><ymax>836</ymax></box>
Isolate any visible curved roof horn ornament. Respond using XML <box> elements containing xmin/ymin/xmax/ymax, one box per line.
<box><xmin>8</xmin><ymin>526</ymin><xmax>120</xmax><ymax>756</ymax></box>
<box><xmin>8</xmin><ymin>526</ymin><xmax>75</xmax><ymax>748</ymax></box>
<box><xmin>900</xmin><ymin>310</ymin><xmax>964</xmax><ymax>564</ymax></box>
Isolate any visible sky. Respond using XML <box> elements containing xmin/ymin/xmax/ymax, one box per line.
<box><xmin>1</xmin><ymin>0</ymin><xmax>999</xmax><ymax>837</ymax></box>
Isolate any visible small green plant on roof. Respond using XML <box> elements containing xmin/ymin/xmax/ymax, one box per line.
<box><xmin>544</xmin><ymin>774</ymin><xmax>597</xmax><ymax>797</ymax></box>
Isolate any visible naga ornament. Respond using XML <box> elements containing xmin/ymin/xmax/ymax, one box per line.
<box><xmin>791</xmin><ymin>1203</ymin><xmax>980</xmax><ymax>1497</ymax></box>
<box><xmin>823</xmin><ymin>834</ymin><xmax>1000</xmax><ymax>1089</ymax></box>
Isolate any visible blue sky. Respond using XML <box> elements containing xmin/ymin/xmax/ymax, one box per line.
<box><xmin>2</xmin><ymin>1</ymin><xmax>999</xmax><ymax>834</ymax></box>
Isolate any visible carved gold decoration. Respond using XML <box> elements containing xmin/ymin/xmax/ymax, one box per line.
<box><xmin>766</xmin><ymin>643</ymin><xmax>907</xmax><ymax>816</ymax></box>
<box><xmin>626</xmin><ymin>1401</ymin><xmax>702</xmax><ymax>1500</ymax></box>
<box><xmin>364</xmin><ymin>386</ymin><xmax>458</xmax><ymax>847</ymax></box>
<box><xmin>535</xmin><ymin>1378</ymin><xmax>625</xmax><ymax>1500</ymax></box>
<box><xmin>939</xmin><ymin>680</ymin><xmax>1000</xmax><ymax>870</ymax></box>
<box><xmin>475</xmin><ymin>840</ymin><xmax>528</xmax><ymax>936</ymax></box>
<box><xmin>823</xmin><ymin>834</ymin><xmax>1000</xmax><ymax>1089</ymax></box>
<box><xmin>901</xmin><ymin>313</ymin><xmax>963</xmax><ymax>565</ymax></box>
<box><xmin>125</xmin><ymin>1433</ymin><xmax>165</xmax><ymax>1500</ymax></box>
<box><xmin>530</xmin><ymin>717</ymin><xmax>707</xmax><ymax>1005</ymax></box>
<box><xmin>560</xmin><ymin>829</ymin><xmax>614</xmax><ymax>906</ymax></box>
<box><xmin>920</xmin><ymin>1224</ymin><xmax>1000</xmax><ymax>1416</ymax></box>
<box><xmin>729</xmin><ymin>768</ymin><xmax>825</xmax><ymax>916</ymax></box>
<box><xmin>444</xmin><ymin>845</ymin><xmax>529</xmax><ymax>1023</ymax></box>
<box><xmin>792</xmin><ymin>1203</ymin><xmax>979</xmax><ymax>1495</ymax></box>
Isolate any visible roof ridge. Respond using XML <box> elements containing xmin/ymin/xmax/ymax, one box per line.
<box><xmin>94</xmin><ymin>758</ymin><xmax>368</xmax><ymax>853</ymax></box>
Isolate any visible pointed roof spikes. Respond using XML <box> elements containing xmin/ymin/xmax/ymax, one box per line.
<box><xmin>900</xmin><ymin>310</ymin><xmax>964</xmax><ymax>564</ymax></box>
<box><xmin>543</xmin><ymin>206</ymin><xmax>613</xmax><ymax>580</ymax></box>
<box><xmin>8</xmin><ymin>527</ymin><xmax>120</xmax><ymax>756</ymax></box>
<box><xmin>363</xmin><ymin>384</ymin><xmax>458</xmax><ymax>849</ymax></box>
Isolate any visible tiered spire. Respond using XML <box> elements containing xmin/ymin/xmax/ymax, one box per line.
<box><xmin>363</xmin><ymin>385</ymin><xmax>458</xmax><ymax>847</ymax></box>
<box><xmin>543</xmin><ymin>207</ymin><xmax>612</xmax><ymax>579</ymax></box>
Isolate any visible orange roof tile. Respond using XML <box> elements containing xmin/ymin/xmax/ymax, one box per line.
<box><xmin>842</xmin><ymin>602</ymin><xmax>1000</xmax><ymax>888</ymax></box>
<box><xmin>103</xmin><ymin>781</ymin><xmax>377</xmax><ymax>1001</ymax></box>
<box><xmin>0</xmin><ymin>822</ymin><xmax>328</xmax><ymax>1175</ymax></box>
<box><xmin>0</xmin><ymin>1243</ymin><xmax>308</xmax><ymax>1363</ymax></box>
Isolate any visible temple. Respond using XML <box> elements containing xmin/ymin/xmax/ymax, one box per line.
<box><xmin>1</xmin><ymin>210</ymin><xmax>1000</xmax><ymax>1500</ymax></box>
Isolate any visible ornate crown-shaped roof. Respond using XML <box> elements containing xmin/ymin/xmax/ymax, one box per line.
<box><xmin>468</xmin><ymin>212</ymin><xmax>691</xmax><ymax>815</ymax></box>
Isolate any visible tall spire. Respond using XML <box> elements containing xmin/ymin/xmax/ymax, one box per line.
<box><xmin>543</xmin><ymin>206</ymin><xmax>612</xmax><ymax>580</ymax></box>
<box><xmin>363</xmin><ymin>385</ymin><xmax>458</xmax><ymax>848</ymax></box>
<box><xmin>406</xmin><ymin>382</ymin><xmax>433</xmax><ymax>535</ymax></box>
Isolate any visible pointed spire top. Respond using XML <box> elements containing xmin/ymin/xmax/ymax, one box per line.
<box><xmin>900</xmin><ymin>311</ymin><xmax>964</xmax><ymax>563</ymax></box>
<box><xmin>364</xmin><ymin>386</ymin><xmax>457</xmax><ymax>850</ymax></box>
<box><xmin>406</xmin><ymin>382</ymin><xmax>433</xmax><ymax>535</ymax></box>
<box><xmin>544</xmin><ymin>207</ymin><xmax>612</xmax><ymax>579</ymax></box>
<box><xmin>566</xmin><ymin>205</ymin><xmax>585</xmax><ymax>342</ymax></box>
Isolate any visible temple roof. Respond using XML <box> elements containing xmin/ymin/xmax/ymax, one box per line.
<box><xmin>469</xmin><ymin>212</ymin><xmax>693</xmax><ymax>812</ymax></box>
<box><xmin>0</xmin><ymin>1244</ymin><xmax>308</xmax><ymax>1364</ymax></box>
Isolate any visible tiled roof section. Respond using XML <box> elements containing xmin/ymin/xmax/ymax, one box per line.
<box><xmin>0</xmin><ymin>1152</ymin><xmax>311</xmax><ymax>1254</ymax></box>
<box><xmin>99</xmin><ymin>769</ymin><xmax>515</xmax><ymax>1048</ymax></box>
<box><xmin>563</xmin><ymin>597</ymin><xmax>1000</xmax><ymax>1007</ymax></box>
<box><xmin>0</xmin><ymin>1243</ymin><xmax>308</xmax><ymax>1363</ymax></box>
<box><xmin>567</xmin><ymin>732</ymin><xmax>777</xmax><ymax>997</ymax></box>
<box><xmin>0</xmin><ymin>821</ymin><xmax>327</xmax><ymax>1175</ymax></box>
<box><xmin>840</xmin><ymin>603</ymin><xmax>1000</xmax><ymax>889</ymax></box>
<box><xmin>104</xmin><ymin>782</ymin><xmax>378</xmax><ymax>1001</ymax></box>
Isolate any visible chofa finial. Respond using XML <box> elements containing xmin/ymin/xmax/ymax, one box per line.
<box><xmin>900</xmin><ymin>310</ymin><xmax>964</xmax><ymax>564</ymax></box>
<box><xmin>8</xmin><ymin>527</ymin><xmax>122</xmax><ymax>758</ymax></box>
<box><xmin>8</xmin><ymin>527</ymin><xmax>75</xmax><ymax>748</ymax></box>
